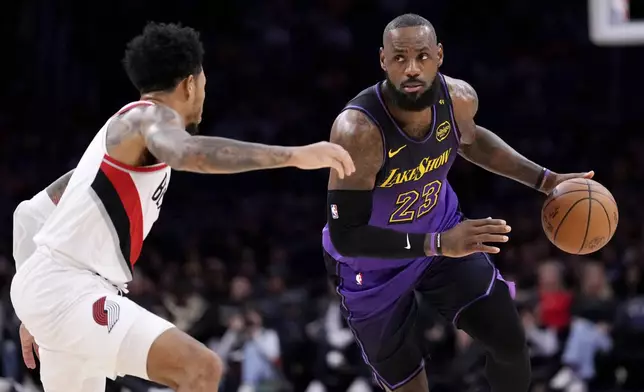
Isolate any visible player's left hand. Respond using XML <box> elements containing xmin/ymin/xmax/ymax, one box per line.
<box><xmin>541</xmin><ymin>170</ymin><xmax>594</xmax><ymax>194</ymax></box>
<box><xmin>19</xmin><ymin>323</ymin><xmax>39</xmax><ymax>369</ymax></box>
<box><xmin>290</xmin><ymin>142</ymin><xmax>356</xmax><ymax>179</ymax></box>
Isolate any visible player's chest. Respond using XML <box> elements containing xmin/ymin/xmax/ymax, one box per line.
<box><xmin>377</xmin><ymin>141</ymin><xmax>457</xmax><ymax>189</ymax></box>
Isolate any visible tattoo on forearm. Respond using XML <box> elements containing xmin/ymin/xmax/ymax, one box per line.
<box><xmin>127</xmin><ymin>105</ymin><xmax>294</xmax><ymax>174</ymax></box>
<box><xmin>178</xmin><ymin>137</ymin><xmax>293</xmax><ymax>173</ymax></box>
<box><xmin>45</xmin><ymin>171</ymin><xmax>74</xmax><ymax>205</ymax></box>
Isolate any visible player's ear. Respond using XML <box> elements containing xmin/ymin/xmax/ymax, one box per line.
<box><xmin>379</xmin><ymin>47</ymin><xmax>386</xmax><ymax>72</ymax></box>
<box><xmin>186</xmin><ymin>74</ymin><xmax>195</xmax><ymax>99</ymax></box>
<box><xmin>437</xmin><ymin>43</ymin><xmax>444</xmax><ymax>67</ymax></box>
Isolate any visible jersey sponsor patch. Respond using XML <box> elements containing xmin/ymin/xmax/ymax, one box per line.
<box><xmin>92</xmin><ymin>296</ymin><xmax>120</xmax><ymax>333</ymax></box>
<box><xmin>330</xmin><ymin>204</ymin><xmax>339</xmax><ymax>219</ymax></box>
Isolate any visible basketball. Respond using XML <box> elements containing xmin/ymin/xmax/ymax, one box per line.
<box><xmin>541</xmin><ymin>179</ymin><xmax>618</xmax><ymax>255</ymax></box>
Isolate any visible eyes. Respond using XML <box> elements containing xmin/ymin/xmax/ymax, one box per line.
<box><xmin>393</xmin><ymin>53</ymin><xmax>430</xmax><ymax>63</ymax></box>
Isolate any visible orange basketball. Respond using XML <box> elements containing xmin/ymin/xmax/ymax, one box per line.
<box><xmin>541</xmin><ymin>179</ymin><xmax>618</xmax><ymax>255</ymax></box>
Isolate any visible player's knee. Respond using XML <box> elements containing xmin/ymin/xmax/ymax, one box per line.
<box><xmin>181</xmin><ymin>347</ymin><xmax>223</xmax><ymax>389</ymax></box>
<box><xmin>146</xmin><ymin>328</ymin><xmax>223</xmax><ymax>390</ymax></box>
<box><xmin>490</xmin><ymin>332</ymin><xmax>529</xmax><ymax>366</ymax></box>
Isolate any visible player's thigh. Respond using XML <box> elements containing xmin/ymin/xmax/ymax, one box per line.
<box><xmin>33</xmin><ymin>289</ymin><xmax>173</xmax><ymax>381</ymax></box>
<box><xmin>347</xmin><ymin>293</ymin><xmax>429</xmax><ymax>391</ymax></box>
<box><xmin>112</xmin><ymin>302</ymin><xmax>176</xmax><ymax>381</ymax></box>
<box><xmin>39</xmin><ymin>348</ymin><xmax>106</xmax><ymax>392</ymax></box>
<box><xmin>324</xmin><ymin>253</ymin><xmax>426</xmax><ymax>390</ymax></box>
<box><xmin>416</xmin><ymin>252</ymin><xmax>497</xmax><ymax>324</ymax></box>
<box><xmin>85</xmin><ymin>294</ymin><xmax>223</xmax><ymax>389</ymax></box>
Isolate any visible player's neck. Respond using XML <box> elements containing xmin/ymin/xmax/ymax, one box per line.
<box><xmin>140</xmin><ymin>93</ymin><xmax>190</xmax><ymax>126</ymax></box>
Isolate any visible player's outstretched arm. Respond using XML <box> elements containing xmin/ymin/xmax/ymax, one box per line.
<box><xmin>131</xmin><ymin>105</ymin><xmax>354</xmax><ymax>176</ymax></box>
<box><xmin>327</xmin><ymin>109</ymin><xmax>433</xmax><ymax>259</ymax></box>
<box><xmin>446</xmin><ymin>76</ymin><xmax>592</xmax><ymax>193</ymax></box>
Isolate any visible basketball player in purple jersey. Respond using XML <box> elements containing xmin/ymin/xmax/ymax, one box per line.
<box><xmin>322</xmin><ymin>14</ymin><xmax>593</xmax><ymax>391</ymax></box>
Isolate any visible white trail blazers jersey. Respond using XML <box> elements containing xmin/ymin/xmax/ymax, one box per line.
<box><xmin>33</xmin><ymin>101</ymin><xmax>171</xmax><ymax>285</ymax></box>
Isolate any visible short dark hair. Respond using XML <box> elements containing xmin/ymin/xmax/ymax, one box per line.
<box><xmin>123</xmin><ymin>22</ymin><xmax>204</xmax><ymax>94</ymax></box>
<box><xmin>383</xmin><ymin>13</ymin><xmax>436</xmax><ymax>43</ymax></box>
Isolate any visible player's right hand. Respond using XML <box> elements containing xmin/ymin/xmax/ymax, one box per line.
<box><xmin>439</xmin><ymin>218</ymin><xmax>511</xmax><ymax>257</ymax></box>
<box><xmin>290</xmin><ymin>142</ymin><xmax>356</xmax><ymax>179</ymax></box>
<box><xmin>19</xmin><ymin>322</ymin><xmax>39</xmax><ymax>369</ymax></box>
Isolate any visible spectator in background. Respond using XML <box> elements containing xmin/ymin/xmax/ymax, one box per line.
<box><xmin>163</xmin><ymin>281</ymin><xmax>208</xmax><ymax>332</ymax></box>
<box><xmin>613</xmin><ymin>292</ymin><xmax>644</xmax><ymax>390</ymax></box>
<box><xmin>538</xmin><ymin>260</ymin><xmax>572</xmax><ymax>331</ymax></box>
<box><xmin>519</xmin><ymin>301</ymin><xmax>559</xmax><ymax>388</ymax></box>
<box><xmin>551</xmin><ymin>262</ymin><xmax>617</xmax><ymax>392</ymax></box>
<box><xmin>306</xmin><ymin>290</ymin><xmax>372</xmax><ymax>392</ymax></box>
<box><xmin>218</xmin><ymin>307</ymin><xmax>283</xmax><ymax>392</ymax></box>
<box><xmin>614</xmin><ymin>254</ymin><xmax>644</xmax><ymax>300</ymax></box>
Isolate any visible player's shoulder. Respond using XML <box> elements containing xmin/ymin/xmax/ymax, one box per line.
<box><xmin>115</xmin><ymin>102</ymin><xmax>180</xmax><ymax>127</ymax></box>
<box><xmin>442</xmin><ymin>75</ymin><xmax>477</xmax><ymax>102</ymax></box>
<box><xmin>330</xmin><ymin>109</ymin><xmax>382</xmax><ymax>148</ymax></box>
<box><xmin>441</xmin><ymin>74</ymin><xmax>478</xmax><ymax>117</ymax></box>
<box><xmin>107</xmin><ymin>103</ymin><xmax>182</xmax><ymax>145</ymax></box>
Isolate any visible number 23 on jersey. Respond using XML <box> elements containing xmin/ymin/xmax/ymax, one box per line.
<box><xmin>389</xmin><ymin>180</ymin><xmax>443</xmax><ymax>224</ymax></box>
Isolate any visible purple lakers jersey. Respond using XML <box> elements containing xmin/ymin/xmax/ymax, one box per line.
<box><xmin>323</xmin><ymin>73</ymin><xmax>463</xmax><ymax>272</ymax></box>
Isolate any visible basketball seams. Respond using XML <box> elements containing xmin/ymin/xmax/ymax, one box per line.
<box><xmin>591</xmin><ymin>198</ymin><xmax>612</xmax><ymax>242</ymax></box>
<box><xmin>553</xmin><ymin>198</ymin><xmax>590</xmax><ymax>243</ymax></box>
<box><xmin>543</xmin><ymin>189</ymin><xmax>614</xmax><ymax>210</ymax></box>
<box><xmin>578</xmin><ymin>181</ymin><xmax>593</xmax><ymax>253</ymax></box>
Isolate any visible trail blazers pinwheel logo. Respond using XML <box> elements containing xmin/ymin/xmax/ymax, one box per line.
<box><xmin>92</xmin><ymin>296</ymin><xmax>120</xmax><ymax>333</ymax></box>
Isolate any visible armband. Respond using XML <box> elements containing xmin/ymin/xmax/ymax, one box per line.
<box><xmin>327</xmin><ymin>190</ymin><xmax>429</xmax><ymax>259</ymax></box>
<box><xmin>535</xmin><ymin>167</ymin><xmax>550</xmax><ymax>190</ymax></box>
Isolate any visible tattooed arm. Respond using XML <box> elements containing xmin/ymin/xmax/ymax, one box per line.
<box><xmin>328</xmin><ymin>110</ymin><xmax>383</xmax><ymax>191</ymax></box>
<box><xmin>45</xmin><ymin>170</ymin><xmax>74</xmax><ymax>205</ymax></box>
<box><xmin>446</xmin><ymin>76</ymin><xmax>592</xmax><ymax>193</ymax></box>
<box><xmin>119</xmin><ymin>104</ymin><xmax>354</xmax><ymax>176</ymax></box>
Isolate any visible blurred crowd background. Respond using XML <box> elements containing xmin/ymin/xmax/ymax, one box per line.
<box><xmin>2</xmin><ymin>1</ymin><xmax>644</xmax><ymax>391</ymax></box>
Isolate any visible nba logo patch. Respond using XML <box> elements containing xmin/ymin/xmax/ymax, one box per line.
<box><xmin>356</xmin><ymin>273</ymin><xmax>363</xmax><ymax>286</ymax></box>
<box><xmin>330</xmin><ymin>204</ymin><xmax>339</xmax><ymax>219</ymax></box>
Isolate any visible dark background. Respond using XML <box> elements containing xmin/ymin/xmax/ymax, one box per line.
<box><xmin>2</xmin><ymin>1</ymin><xmax>644</xmax><ymax>391</ymax></box>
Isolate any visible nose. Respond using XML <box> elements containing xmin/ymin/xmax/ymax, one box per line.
<box><xmin>405</xmin><ymin>59</ymin><xmax>421</xmax><ymax>79</ymax></box>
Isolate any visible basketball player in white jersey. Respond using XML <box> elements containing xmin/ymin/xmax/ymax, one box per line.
<box><xmin>10</xmin><ymin>22</ymin><xmax>355</xmax><ymax>392</ymax></box>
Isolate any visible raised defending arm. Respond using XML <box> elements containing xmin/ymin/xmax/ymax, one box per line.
<box><xmin>326</xmin><ymin>110</ymin><xmax>432</xmax><ymax>258</ymax></box>
<box><xmin>122</xmin><ymin>105</ymin><xmax>354</xmax><ymax>176</ymax></box>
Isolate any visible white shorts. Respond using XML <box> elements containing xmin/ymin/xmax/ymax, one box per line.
<box><xmin>10</xmin><ymin>249</ymin><xmax>175</xmax><ymax>392</ymax></box>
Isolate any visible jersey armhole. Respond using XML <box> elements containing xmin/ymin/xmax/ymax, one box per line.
<box><xmin>102</xmin><ymin>101</ymin><xmax>167</xmax><ymax>173</ymax></box>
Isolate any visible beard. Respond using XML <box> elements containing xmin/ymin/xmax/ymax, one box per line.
<box><xmin>185</xmin><ymin>123</ymin><xmax>200</xmax><ymax>135</ymax></box>
<box><xmin>384</xmin><ymin>74</ymin><xmax>442</xmax><ymax>112</ymax></box>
